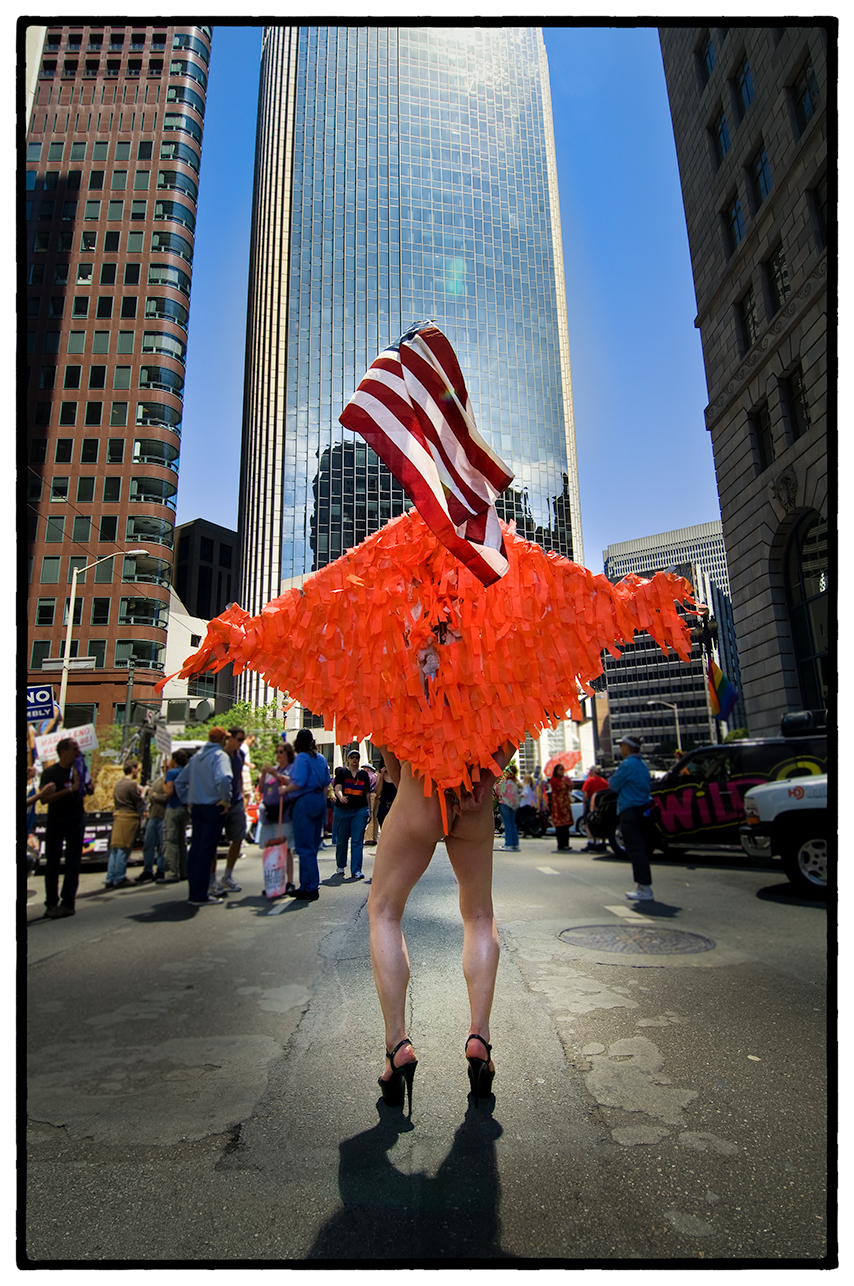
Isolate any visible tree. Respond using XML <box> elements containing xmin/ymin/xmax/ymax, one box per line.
<box><xmin>180</xmin><ymin>699</ymin><xmax>291</xmax><ymax>768</ymax></box>
<box><xmin>723</xmin><ymin>727</ymin><xmax>749</xmax><ymax>741</ymax></box>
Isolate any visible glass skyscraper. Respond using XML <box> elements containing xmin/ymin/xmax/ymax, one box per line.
<box><xmin>239</xmin><ymin>27</ymin><xmax>582</xmax><ymax>700</ymax></box>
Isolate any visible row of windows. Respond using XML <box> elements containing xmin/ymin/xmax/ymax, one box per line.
<box><xmin>27</xmin><ymin>169</ymin><xmax>198</xmax><ymax>204</ymax></box>
<box><xmin>31</xmin><ymin>363</ymin><xmax>184</xmax><ymax>397</ymax></box>
<box><xmin>30</xmin><ymin>295</ymin><xmax>188</xmax><ymax>340</ymax></box>
<box><xmin>29</xmin><ymin>472</ymin><xmax>177</xmax><ymax>509</ymax></box>
<box><xmin>30</xmin><ymin>275</ymin><xmax>190</xmax><ymax>321</ymax></box>
<box><xmin>747</xmin><ymin>363</ymin><xmax>812</xmax><ymax>475</ymax></box>
<box><xmin>30</xmin><ymin>227</ymin><xmax>194</xmax><ymax>264</ymax></box>
<box><xmin>27</xmin><ymin>193</ymin><xmax>197</xmax><ymax>229</ymax></box>
<box><xmin>30</xmin><ymin>399</ymin><xmax>182</xmax><ymax>433</ymax></box>
<box><xmin>30</xmin><ymin>638</ymin><xmax>166</xmax><ymax>672</ymax></box>
<box><xmin>34</xmin><ymin>594</ymin><xmax>168</xmax><ymax>628</ymax></box>
<box><xmin>28</xmin><ymin>138</ymin><xmax>199</xmax><ymax>170</ymax></box>
<box><xmin>33</xmin><ymin>517</ymin><xmax>174</xmax><ymax>574</ymax></box>
<box><xmin>29</xmin><ymin>435</ymin><xmax>178</xmax><ymax>470</ymax></box>
<box><xmin>46</xmin><ymin>31</ymin><xmax>167</xmax><ymax>51</ymax></box>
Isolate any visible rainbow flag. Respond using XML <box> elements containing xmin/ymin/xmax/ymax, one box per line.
<box><xmin>708</xmin><ymin>658</ymin><xmax>738</xmax><ymax>720</ymax></box>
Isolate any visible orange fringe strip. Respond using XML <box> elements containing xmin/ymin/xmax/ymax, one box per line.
<box><xmin>157</xmin><ymin>512</ymin><xmax>696</xmax><ymax>804</ymax></box>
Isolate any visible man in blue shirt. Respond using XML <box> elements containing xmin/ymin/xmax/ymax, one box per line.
<box><xmin>175</xmin><ymin>728</ymin><xmax>232</xmax><ymax>905</ymax></box>
<box><xmin>608</xmin><ymin>735</ymin><xmax>655</xmax><ymax>902</ymax></box>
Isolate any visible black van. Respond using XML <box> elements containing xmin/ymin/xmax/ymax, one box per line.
<box><xmin>589</xmin><ymin>712</ymin><xmax>827</xmax><ymax>858</ymax></box>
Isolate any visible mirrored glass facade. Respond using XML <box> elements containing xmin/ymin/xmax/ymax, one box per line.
<box><xmin>240</xmin><ymin>26</ymin><xmax>582</xmax><ymax>649</ymax></box>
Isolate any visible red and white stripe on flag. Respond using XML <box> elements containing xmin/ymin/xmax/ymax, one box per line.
<box><xmin>339</xmin><ymin>322</ymin><xmax>515</xmax><ymax>585</ymax></box>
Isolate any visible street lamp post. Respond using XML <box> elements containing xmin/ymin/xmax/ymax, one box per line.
<box><xmin>57</xmin><ymin>548</ymin><xmax>149</xmax><ymax>721</ymax></box>
<box><xmin>647</xmin><ymin>698</ymin><xmax>682</xmax><ymax>755</ymax></box>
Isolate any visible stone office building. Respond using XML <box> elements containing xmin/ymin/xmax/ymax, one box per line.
<box><xmin>659</xmin><ymin>25</ymin><xmax>830</xmax><ymax>735</ymax></box>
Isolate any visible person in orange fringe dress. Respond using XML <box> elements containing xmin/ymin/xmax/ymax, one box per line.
<box><xmin>158</xmin><ymin>508</ymin><xmax>695</xmax><ymax>1113</ymax></box>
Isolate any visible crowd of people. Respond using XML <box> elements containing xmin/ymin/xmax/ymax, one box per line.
<box><xmin>30</xmin><ymin>727</ymin><xmax>658</xmax><ymax>916</ymax></box>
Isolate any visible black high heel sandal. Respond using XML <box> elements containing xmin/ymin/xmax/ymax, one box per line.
<box><xmin>465</xmin><ymin>1034</ymin><xmax>495</xmax><ymax>1107</ymax></box>
<box><xmin>378</xmin><ymin>1037</ymin><xmax>418</xmax><ymax>1115</ymax></box>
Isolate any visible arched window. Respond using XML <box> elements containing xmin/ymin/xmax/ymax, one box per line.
<box><xmin>785</xmin><ymin>511</ymin><xmax>828</xmax><ymax>709</ymax></box>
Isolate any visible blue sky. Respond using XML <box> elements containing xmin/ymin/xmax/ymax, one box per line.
<box><xmin>175</xmin><ymin>23</ymin><xmax>719</xmax><ymax>574</ymax></box>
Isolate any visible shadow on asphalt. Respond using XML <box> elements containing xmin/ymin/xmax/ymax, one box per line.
<box><xmin>755</xmin><ymin>883</ymin><xmax>827</xmax><ymax>908</ymax></box>
<box><xmin>306</xmin><ymin>1099</ymin><xmax>518</xmax><ymax>1260</ymax></box>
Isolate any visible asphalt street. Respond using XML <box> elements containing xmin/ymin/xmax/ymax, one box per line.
<box><xmin>24</xmin><ymin>830</ymin><xmax>831</xmax><ymax>1265</ymax></box>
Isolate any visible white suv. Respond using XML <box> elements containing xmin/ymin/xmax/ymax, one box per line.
<box><xmin>740</xmin><ymin>774</ymin><xmax>829</xmax><ymax>897</ymax></box>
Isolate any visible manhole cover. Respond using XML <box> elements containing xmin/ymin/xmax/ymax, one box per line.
<box><xmin>558</xmin><ymin>924</ymin><xmax>716</xmax><ymax>955</ymax></box>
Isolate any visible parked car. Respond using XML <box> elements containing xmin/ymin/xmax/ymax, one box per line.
<box><xmin>588</xmin><ymin>712</ymin><xmax>827</xmax><ymax>860</ymax></box>
<box><xmin>740</xmin><ymin>774</ymin><xmax>829</xmax><ymax>896</ymax></box>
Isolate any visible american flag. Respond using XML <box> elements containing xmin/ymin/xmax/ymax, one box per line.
<box><xmin>339</xmin><ymin>322</ymin><xmax>515</xmax><ymax>585</ymax></box>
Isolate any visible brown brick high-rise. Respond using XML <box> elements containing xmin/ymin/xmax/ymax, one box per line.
<box><xmin>25</xmin><ymin>22</ymin><xmax>211</xmax><ymax>726</ymax></box>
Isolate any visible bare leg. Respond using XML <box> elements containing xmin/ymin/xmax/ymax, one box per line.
<box><xmin>445</xmin><ymin>791</ymin><xmax>500</xmax><ymax>1070</ymax></box>
<box><xmin>367</xmin><ymin>761</ymin><xmax>443</xmax><ymax>1077</ymax></box>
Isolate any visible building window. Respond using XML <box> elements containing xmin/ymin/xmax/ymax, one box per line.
<box><xmin>792</xmin><ymin>56</ymin><xmax>820</xmax><ymax>133</ymax></box>
<box><xmin>72</xmin><ymin>516</ymin><xmax>91</xmax><ymax>543</ymax></box>
<box><xmin>108</xmin><ymin>200</ymin><xmax>124</xmax><ymax>220</ymax></box>
<box><xmin>81</xmin><ymin>440</ymin><xmax>99</xmax><ymax>464</ymax></box>
<box><xmin>785</xmin><ymin>511</ymin><xmax>828</xmax><ymax>709</ymax></box>
<box><xmin>124</xmin><ymin>263</ymin><xmax>141</xmax><ymax>285</ymax></box>
<box><xmin>749</xmin><ymin>401</ymin><xmax>775</xmax><ymax>473</ymax></box>
<box><xmin>113</xmin><ymin>368</ymin><xmax>132</xmax><ymax>391</ymax></box>
<box><xmin>91</xmin><ymin>597</ymin><xmax>111</xmax><ymax>625</ymax></box>
<box><xmin>104</xmin><ymin>230</ymin><xmax>120</xmax><ymax>252</ymax></box>
<box><xmin>62</xmin><ymin>598</ymin><xmax>83</xmax><ymax>627</ymax></box>
<box><xmin>121</xmin><ymin>298</ymin><xmax>138</xmax><ymax>319</ymax></box>
<box><xmin>698</xmin><ymin>31</ymin><xmax>715</xmax><ymax>86</ymax></box>
<box><xmin>76</xmin><ymin>477</ymin><xmax>96</xmax><ymax>502</ymax></box>
<box><xmin>29</xmin><ymin>439</ymin><xmax>48</xmax><ymax>464</ymax></box>
<box><xmin>67</xmin><ymin>331</ymin><xmax>86</xmax><ymax>354</ymax></box>
<box><xmin>111</xmin><ymin>169</ymin><xmax>127</xmax><ymax>190</ymax></box>
<box><xmin>103</xmin><ymin>477</ymin><xmax>121</xmax><ymax>503</ymax></box>
<box><xmin>89</xmin><ymin>366</ymin><xmax>107</xmax><ymax>389</ymax></box>
<box><xmin>31</xmin><ymin>641</ymin><xmax>53</xmax><ymax>670</ymax></box>
<box><xmin>72</xmin><ymin>297</ymin><xmax>89</xmax><ymax>318</ymax></box>
<box><xmin>111</xmin><ymin>402</ymin><xmax>129</xmax><ymax>426</ymax></box>
<box><xmin>724</xmin><ymin>194</ymin><xmax>745</xmax><ymax>254</ymax></box>
<box><xmin>100</xmin><ymin>263</ymin><xmax>117</xmax><ymax>285</ymax></box>
<box><xmin>764</xmin><ymin>243</ymin><xmax>790</xmax><ymax>316</ymax></box>
<box><xmin>735</xmin><ymin>59</ymin><xmax>755</xmax><ymax>119</ymax></box>
<box><xmin>45</xmin><ymin>516</ymin><xmax>65</xmax><ymax>542</ymax></box>
<box><xmin>64</xmin><ymin>365</ymin><xmax>82</xmax><ymax>389</ymax></box>
<box><xmin>782</xmin><ymin>366</ymin><xmax>811</xmax><ymax>442</ymax></box>
<box><xmin>810</xmin><ymin>174</ymin><xmax>828</xmax><ymax>251</ymax></box>
<box><xmin>84</xmin><ymin>200</ymin><xmax>101</xmax><ymax>220</ymax></box>
<box><xmin>94</xmin><ymin>556</ymin><xmax>113</xmax><ymax>583</ymax></box>
<box><xmin>36</xmin><ymin>598</ymin><xmax>56</xmax><ymax>626</ymax></box>
<box><xmin>59</xmin><ymin>402</ymin><xmax>77</xmax><ymax>426</ymax></box>
<box><xmin>749</xmin><ymin>145</ymin><xmax>772</xmax><ymax>209</ymax></box>
<box><xmin>88</xmin><ymin>640</ymin><xmax>107</xmax><ymax>668</ymax></box>
<box><xmin>85</xmin><ymin>402</ymin><xmax>103</xmax><ymax>426</ymax></box>
<box><xmin>108</xmin><ymin>438</ymin><xmax>125</xmax><ymax>463</ymax></box>
<box><xmin>92</xmin><ymin>332</ymin><xmax>110</xmax><ymax>355</ymax></box>
<box><xmin>737</xmin><ymin>284</ymin><xmax>759</xmax><ymax>352</ymax></box>
<box><xmin>40</xmin><ymin>557</ymin><xmax>61</xmax><ymax>584</ymax></box>
<box><xmin>117</xmin><ymin>331</ymin><xmax>135</xmax><ymax>354</ymax></box>
<box><xmin>99</xmin><ymin>515</ymin><xmax>118</xmax><ymax>542</ymax></box>
<box><xmin>96</xmin><ymin>297</ymin><xmax>113</xmax><ymax>320</ymax></box>
<box><xmin>27</xmin><ymin>476</ymin><xmax>43</xmax><ymax>503</ymax></box>
<box><xmin>55</xmin><ymin>438</ymin><xmax>73</xmax><ymax>463</ymax></box>
<box><xmin>711</xmin><ymin>108</ymin><xmax>730</xmax><ymax>165</ymax></box>
<box><xmin>50</xmin><ymin>477</ymin><xmax>69</xmax><ymax>503</ymax></box>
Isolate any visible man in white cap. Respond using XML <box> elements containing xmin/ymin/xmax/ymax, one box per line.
<box><xmin>608</xmin><ymin>735</ymin><xmax>654</xmax><ymax>901</ymax></box>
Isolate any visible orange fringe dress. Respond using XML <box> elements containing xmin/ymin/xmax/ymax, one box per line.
<box><xmin>159</xmin><ymin>511</ymin><xmax>695</xmax><ymax>832</ymax></box>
